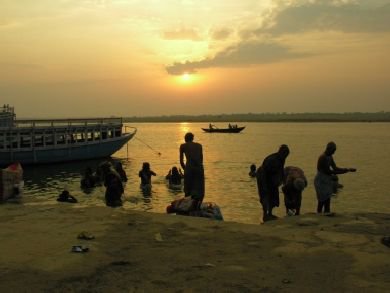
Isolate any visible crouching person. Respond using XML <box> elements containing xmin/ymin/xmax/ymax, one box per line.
<box><xmin>282</xmin><ymin>166</ymin><xmax>307</xmax><ymax>216</ymax></box>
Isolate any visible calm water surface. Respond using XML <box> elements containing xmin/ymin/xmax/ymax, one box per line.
<box><xmin>21</xmin><ymin>122</ymin><xmax>390</xmax><ymax>224</ymax></box>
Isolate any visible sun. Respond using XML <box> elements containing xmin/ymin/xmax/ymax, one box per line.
<box><xmin>181</xmin><ymin>73</ymin><xmax>191</xmax><ymax>82</ymax></box>
<box><xmin>171</xmin><ymin>72</ymin><xmax>203</xmax><ymax>87</ymax></box>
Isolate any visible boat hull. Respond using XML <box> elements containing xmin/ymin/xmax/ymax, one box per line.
<box><xmin>0</xmin><ymin>132</ymin><xmax>135</xmax><ymax>165</ymax></box>
<box><xmin>202</xmin><ymin>126</ymin><xmax>245</xmax><ymax>133</ymax></box>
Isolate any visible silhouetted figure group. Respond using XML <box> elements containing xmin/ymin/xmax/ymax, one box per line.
<box><xmin>74</xmin><ymin>133</ymin><xmax>357</xmax><ymax>224</ymax></box>
<box><xmin>255</xmin><ymin>141</ymin><xmax>356</xmax><ymax>222</ymax></box>
<box><xmin>79</xmin><ymin>161</ymin><xmax>128</xmax><ymax>207</ymax></box>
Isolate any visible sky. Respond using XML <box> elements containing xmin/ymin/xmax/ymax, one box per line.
<box><xmin>1</xmin><ymin>0</ymin><xmax>390</xmax><ymax>118</ymax></box>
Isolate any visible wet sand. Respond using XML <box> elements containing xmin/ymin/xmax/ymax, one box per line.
<box><xmin>0</xmin><ymin>203</ymin><xmax>389</xmax><ymax>292</ymax></box>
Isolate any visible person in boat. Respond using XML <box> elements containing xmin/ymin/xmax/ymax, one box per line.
<box><xmin>256</xmin><ymin>144</ymin><xmax>290</xmax><ymax>222</ymax></box>
<box><xmin>314</xmin><ymin>142</ymin><xmax>356</xmax><ymax>214</ymax></box>
<box><xmin>228</xmin><ymin>123</ymin><xmax>232</xmax><ymax>129</ymax></box>
<box><xmin>166</xmin><ymin>166</ymin><xmax>184</xmax><ymax>187</ymax></box>
<box><xmin>180</xmin><ymin>132</ymin><xmax>205</xmax><ymax>210</ymax></box>
<box><xmin>249</xmin><ymin>164</ymin><xmax>257</xmax><ymax>177</ymax></box>
<box><xmin>139</xmin><ymin>162</ymin><xmax>156</xmax><ymax>190</ymax></box>
<box><xmin>282</xmin><ymin>166</ymin><xmax>307</xmax><ymax>216</ymax></box>
<box><xmin>114</xmin><ymin>161</ymin><xmax>128</xmax><ymax>182</ymax></box>
<box><xmin>57</xmin><ymin>190</ymin><xmax>78</xmax><ymax>203</ymax></box>
<box><xmin>209</xmin><ymin>123</ymin><xmax>214</xmax><ymax>129</ymax></box>
<box><xmin>80</xmin><ymin>167</ymin><xmax>97</xmax><ymax>189</ymax></box>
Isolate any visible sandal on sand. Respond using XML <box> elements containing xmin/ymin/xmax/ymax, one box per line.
<box><xmin>71</xmin><ymin>245</ymin><xmax>89</xmax><ymax>253</ymax></box>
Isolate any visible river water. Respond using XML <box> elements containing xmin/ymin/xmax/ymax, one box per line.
<box><xmin>21</xmin><ymin>122</ymin><xmax>390</xmax><ymax>224</ymax></box>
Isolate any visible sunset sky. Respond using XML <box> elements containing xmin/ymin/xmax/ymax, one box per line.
<box><xmin>1</xmin><ymin>0</ymin><xmax>389</xmax><ymax>118</ymax></box>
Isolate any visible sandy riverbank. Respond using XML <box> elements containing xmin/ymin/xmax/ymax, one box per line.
<box><xmin>0</xmin><ymin>202</ymin><xmax>389</xmax><ymax>292</ymax></box>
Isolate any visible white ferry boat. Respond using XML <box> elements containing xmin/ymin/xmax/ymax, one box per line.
<box><xmin>0</xmin><ymin>105</ymin><xmax>136</xmax><ymax>165</ymax></box>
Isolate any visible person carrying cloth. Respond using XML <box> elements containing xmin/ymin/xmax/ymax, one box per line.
<box><xmin>314</xmin><ymin>141</ymin><xmax>356</xmax><ymax>214</ymax></box>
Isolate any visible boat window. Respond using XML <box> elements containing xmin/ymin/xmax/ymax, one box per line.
<box><xmin>20</xmin><ymin>132</ymin><xmax>31</xmax><ymax>148</ymax></box>
<box><xmin>56</xmin><ymin>132</ymin><xmax>66</xmax><ymax>144</ymax></box>
<box><xmin>94</xmin><ymin>132</ymin><xmax>100</xmax><ymax>140</ymax></box>
<box><xmin>34</xmin><ymin>132</ymin><xmax>44</xmax><ymax>147</ymax></box>
<box><xmin>45</xmin><ymin>133</ymin><xmax>55</xmax><ymax>146</ymax></box>
<box><xmin>87</xmin><ymin>131</ymin><xmax>93</xmax><ymax>141</ymax></box>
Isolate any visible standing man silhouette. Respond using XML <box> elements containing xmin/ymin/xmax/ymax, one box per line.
<box><xmin>314</xmin><ymin>141</ymin><xmax>356</xmax><ymax>214</ymax></box>
<box><xmin>180</xmin><ymin>132</ymin><xmax>205</xmax><ymax>209</ymax></box>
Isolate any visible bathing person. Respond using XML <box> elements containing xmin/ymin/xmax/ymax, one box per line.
<box><xmin>96</xmin><ymin>161</ymin><xmax>114</xmax><ymax>183</ymax></box>
<box><xmin>249</xmin><ymin>164</ymin><xmax>257</xmax><ymax>177</ymax></box>
<box><xmin>256</xmin><ymin>144</ymin><xmax>290</xmax><ymax>222</ymax></box>
<box><xmin>104</xmin><ymin>171</ymin><xmax>123</xmax><ymax>207</ymax></box>
<box><xmin>57</xmin><ymin>190</ymin><xmax>78</xmax><ymax>203</ymax></box>
<box><xmin>114</xmin><ymin>161</ymin><xmax>128</xmax><ymax>182</ymax></box>
<box><xmin>282</xmin><ymin>166</ymin><xmax>307</xmax><ymax>215</ymax></box>
<box><xmin>166</xmin><ymin>166</ymin><xmax>184</xmax><ymax>186</ymax></box>
<box><xmin>180</xmin><ymin>132</ymin><xmax>205</xmax><ymax>209</ymax></box>
<box><xmin>314</xmin><ymin>141</ymin><xmax>356</xmax><ymax>214</ymax></box>
<box><xmin>139</xmin><ymin>162</ymin><xmax>156</xmax><ymax>189</ymax></box>
<box><xmin>80</xmin><ymin>167</ymin><xmax>96</xmax><ymax>189</ymax></box>
<box><xmin>103</xmin><ymin>165</ymin><xmax>124</xmax><ymax>207</ymax></box>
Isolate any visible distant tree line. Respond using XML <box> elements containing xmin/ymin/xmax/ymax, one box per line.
<box><xmin>123</xmin><ymin>112</ymin><xmax>390</xmax><ymax>123</ymax></box>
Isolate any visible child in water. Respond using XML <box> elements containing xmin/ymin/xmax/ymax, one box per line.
<box><xmin>249</xmin><ymin>164</ymin><xmax>257</xmax><ymax>177</ymax></box>
<box><xmin>139</xmin><ymin>162</ymin><xmax>156</xmax><ymax>189</ymax></box>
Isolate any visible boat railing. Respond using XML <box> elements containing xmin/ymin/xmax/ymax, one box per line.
<box><xmin>10</xmin><ymin>117</ymin><xmax>124</xmax><ymax>130</ymax></box>
<box><xmin>124</xmin><ymin>125</ymin><xmax>137</xmax><ymax>135</ymax></box>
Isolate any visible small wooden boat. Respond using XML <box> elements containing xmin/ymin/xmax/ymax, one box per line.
<box><xmin>0</xmin><ymin>105</ymin><xmax>137</xmax><ymax>165</ymax></box>
<box><xmin>202</xmin><ymin>126</ymin><xmax>245</xmax><ymax>133</ymax></box>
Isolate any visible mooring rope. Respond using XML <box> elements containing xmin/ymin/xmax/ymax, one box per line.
<box><xmin>134</xmin><ymin>137</ymin><xmax>161</xmax><ymax>156</ymax></box>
